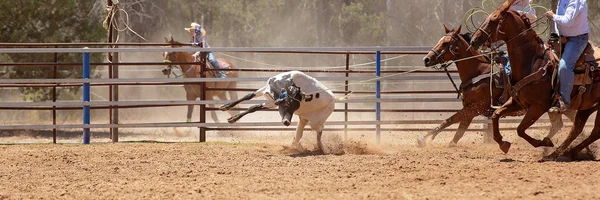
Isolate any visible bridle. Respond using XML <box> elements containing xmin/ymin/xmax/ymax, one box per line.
<box><xmin>474</xmin><ymin>11</ymin><xmax>509</xmax><ymax>50</ymax></box>
<box><xmin>429</xmin><ymin>32</ymin><xmax>462</xmax><ymax>64</ymax></box>
<box><xmin>163</xmin><ymin>51</ymin><xmax>194</xmax><ymax>78</ymax></box>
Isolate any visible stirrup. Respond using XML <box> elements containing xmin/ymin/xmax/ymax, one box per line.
<box><xmin>548</xmin><ymin>99</ymin><xmax>567</xmax><ymax>114</ymax></box>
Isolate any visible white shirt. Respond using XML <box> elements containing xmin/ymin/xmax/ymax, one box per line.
<box><xmin>553</xmin><ymin>0</ymin><xmax>589</xmax><ymax>37</ymax></box>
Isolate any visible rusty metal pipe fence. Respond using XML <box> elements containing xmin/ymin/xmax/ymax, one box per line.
<box><xmin>0</xmin><ymin>44</ymin><xmax>556</xmax><ymax>144</ymax></box>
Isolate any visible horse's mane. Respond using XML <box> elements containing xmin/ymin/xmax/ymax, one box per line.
<box><xmin>459</xmin><ymin>32</ymin><xmax>472</xmax><ymax>43</ymax></box>
<box><xmin>507</xmin><ymin>10</ymin><xmax>532</xmax><ymax>29</ymax></box>
<box><xmin>500</xmin><ymin>0</ymin><xmax>518</xmax><ymax>12</ymax></box>
<box><xmin>168</xmin><ymin>40</ymin><xmax>185</xmax><ymax>46</ymax></box>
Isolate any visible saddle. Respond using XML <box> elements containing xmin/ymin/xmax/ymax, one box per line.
<box><xmin>193</xmin><ymin>54</ymin><xmax>229</xmax><ymax>78</ymax></box>
<box><xmin>547</xmin><ymin>35</ymin><xmax>600</xmax><ymax>109</ymax></box>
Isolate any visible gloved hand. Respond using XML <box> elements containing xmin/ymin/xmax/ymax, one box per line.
<box><xmin>192</xmin><ymin>52</ymin><xmax>201</xmax><ymax>58</ymax></box>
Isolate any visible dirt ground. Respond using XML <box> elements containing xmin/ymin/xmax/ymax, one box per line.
<box><xmin>1</xmin><ymin>129</ymin><xmax>600</xmax><ymax>200</ymax></box>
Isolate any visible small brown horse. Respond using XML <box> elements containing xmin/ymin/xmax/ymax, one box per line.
<box><xmin>470</xmin><ymin>0</ymin><xmax>599</xmax><ymax>160</ymax></box>
<box><xmin>419</xmin><ymin>25</ymin><xmax>574</xmax><ymax>147</ymax></box>
<box><xmin>162</xmin><ymin>37</ymin><xmax>239</xmax><ymax>122</ymax></box>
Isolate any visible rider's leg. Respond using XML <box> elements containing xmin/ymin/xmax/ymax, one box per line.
<box><xmin>554</xmin><ymin>34</ymin><xmax>589</xmax><ymax>111</ymax></box>
<box><xmin>503</xmin><ymin>54</ymin><xmax>511</xmax><ymax>75</ymax></box>
<box><xmin>208</xmin><ymin>52</ymin><xmax>226</xmax><ymax>78</ymax></box>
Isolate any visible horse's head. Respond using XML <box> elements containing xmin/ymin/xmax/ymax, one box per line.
<box><xmin>162</xmin><ymin>36</ymin><xmax>184</xmax><ymax>77</ymax></box>
<box><xmin>274</xmin><ymin>83</ymin><xmax>303</xmax><ymax>126</ymax></box>
<box><xmin>470</xmin><ymin>0</ymin><xmax>522</xmax><ymax>50</ymax></box>
<box><xmin>423</xmin><ymin>25</ymin><xmax>468</xmax><ymax>67</ymax></box>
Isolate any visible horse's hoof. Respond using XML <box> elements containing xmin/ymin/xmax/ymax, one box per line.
<box><xmin>556</xmin><ymin>155</ymin><xmax>573</xmax><ymax>162</ymax></box>
<box><xmin>540</xmin><ymin>137</ymin><xmax>555</xmax><ymax>147</ymax></box>
<box><xmin>542</xmin><ymin>150</ymin><xmax>561</xmax><ymax>162</ymax></box>
<box><xmin>417</xmin><ymin>136</ymin><xmax>427</xmax><ymax>147</ymax></box>
<box><xmin>448</xmin><ymin>142</ymin><xmax>458</xmax><ymax>148</ymax></box>
<box><xmin>500</xmin><ymin>141</ymin><xmax>512</xmax><ymax>154</ymax></box>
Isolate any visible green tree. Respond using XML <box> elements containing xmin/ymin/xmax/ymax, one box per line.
<box><xmin>0</xmin><ymin>0</ymin><xmax>106</xmax><ymax>101</ymax></box>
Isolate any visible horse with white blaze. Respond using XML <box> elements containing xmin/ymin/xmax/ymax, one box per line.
<box><xmin>220</xmin><ymin>71</ymin><xmax>344</xmax><ymax>153</ymax></box>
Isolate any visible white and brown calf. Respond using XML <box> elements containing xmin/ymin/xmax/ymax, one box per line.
<box><xmin>220</xmin><ymin>71</ymin><xmax>337</xmax><ymax>153</ymax></box>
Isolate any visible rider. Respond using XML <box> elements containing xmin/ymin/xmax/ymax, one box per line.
<box><xmin>184</xmin><ymin>22</ymin><xmax>227</xmax><ymax>78</ymax></box>
<box><xmin>545</xmin><ymin>0</ymin><xmax>589</xmax><ymax>113</ymax></box>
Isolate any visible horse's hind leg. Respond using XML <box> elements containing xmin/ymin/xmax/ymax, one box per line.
<box><xmin>563</xmin><ymin>110</ymin><xmax>600</xmax><ymax>160</ymax></box>
<box><xmin>516</xmin><ymin>106</ymin><xmax>553</xmax><ymax>148</ymax></box>
<box><xmin>450</xmin><ymin>117</ymin><xmax>475</xmax><ymax>147</ymax></box>
<box><xmin>417</xmin><ymin>106</ymin><xmax>478</xmax><ymax>147</ymax></box>
<box><xmin>546</xmin><ymin>109</ymin><xmax>576</xmax><ymax>140</ymax></box>
<box><xmin>545</xmin><ymin>112</ymin><xmax>565</xmax><ymax>141</ymax></box>
<box><xmin>545</xmin><ymin>107</ymin><xmax>595</xmax><ymax>160</ymax></box>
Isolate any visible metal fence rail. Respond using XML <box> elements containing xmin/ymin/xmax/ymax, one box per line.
<box><xmin>0</xmin><ymin>45</ymin><xmax>515</xmax><ymax>144</ymax></box>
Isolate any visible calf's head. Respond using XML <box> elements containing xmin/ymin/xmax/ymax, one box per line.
<box><xmin>275</xmin><ymin>84</ymin><xmax>302</xmax><ymax>126</ymax></box>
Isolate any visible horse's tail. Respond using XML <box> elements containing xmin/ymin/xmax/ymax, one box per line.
<box><xmin>335</xmin><ymin>91</ymin><xmax>353</xmax><ymax>102</ymax></box>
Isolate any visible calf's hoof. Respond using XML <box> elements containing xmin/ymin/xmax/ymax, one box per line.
<box><xmin>219</xmin><ymin>105</ymin><xmax>230</xmax><ymax>111</ymax></box>
<box><xmin>227</xmin><ymin>117</ymin><xmax>238</xmax><ymax>124</ymax></box>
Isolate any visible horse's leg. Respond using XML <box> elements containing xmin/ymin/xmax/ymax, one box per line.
<box><xmin>545</xmin><ymin>112</ymin><xmax>564</xmax><ymax>141</ymax></box>
<box><xmin>186</xmin><ymin>92</ymin><xmax>196</xmax><ymax>123</ymax></box>
<box><xmin>491</xmin><ymin>98</ymin><xmax>523</xmax><ymax>153</ymax></box>
<box><xmin>545</xmin><ymin>107</ymin><xmax>595</xmax><ymax>160</ymax></box>
<box><xmin>449</xmin><ymin>117</ymin><xmax>475</xmax><ymax>147</ymax></box>
<box><xmin>563</xmin><ymin>109</ymin><xmax>600</xmax><ymax>160</ymax></box>
<box><xmin>417</xmin><ymin>106</ymin><xmax>479</xmax><ymax>147</ymax></box>
<box><xmin>563</xmin><ymin>109</ymin><xmax>577</xmax><ymax>122</ymax></box>
<box><xmin>293</xmin><ymin>117</ymin><xmax>309</xmax><ymax>151</ymax></box>
<box><xmin>227</xmin><ymin>104</ymin><xmax>269</xmax><ymax>123</ymax></box>
<box><xmin>516</xmin><ymin>106</ymin><xmax>553</xmax><ymax>148</ymax></box>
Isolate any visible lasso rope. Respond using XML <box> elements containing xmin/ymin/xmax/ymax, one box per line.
<box><xmin>104</xmin><ymin>4</ymin><xmax>150</xmax><ymax>44</ymax></box>
<box><xmin>302</xmin><ymin>50</ymin><xmax>500</xmax><ymax>97</ymax></box>
<box><xmin>217</xmin><ymin>52</ymin><xmax>408</xmax><ymax>70</ymax></box>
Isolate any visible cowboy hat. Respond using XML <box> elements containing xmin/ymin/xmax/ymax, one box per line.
<box><xmin>184</xmin><ymin>22</ymin><xmax>206</xmax><ymax>36</ymax></box>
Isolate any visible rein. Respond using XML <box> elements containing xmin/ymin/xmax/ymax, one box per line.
<box><xmin>163</xmin><ymin>53</ymin><xmax>196</xmax><ymax>78</ymax></box>
<box><xmin>442</xmin><ymin>64</ymin><xmax>462</xmax><ymax>99</ymax></box>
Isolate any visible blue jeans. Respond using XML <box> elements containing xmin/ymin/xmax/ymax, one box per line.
<box><xmin>503</xmin><ymin>54</ymin><xmax>511</xmax><ymax>75</ymax></box>
<box><xmin>207</xmin><ymin>52</ymin><xmax>226</xmax><ymax>78</ymax></box>
<box><xmin>207</xmin><ymin>52</ymin><xmax>221</xmax><ymax>69</ymax></box>
<box><xmin>558</xmin><ymin>34</ymin><xmax>589</xmax><ymax>107</ymax></box>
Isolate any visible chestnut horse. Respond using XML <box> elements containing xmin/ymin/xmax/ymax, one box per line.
<box><xmin>470</xmin><ymin>0</ymin><xmax>599</xmax><ymax>160</ymax></box>
<box><xmin>419</xmin><ymin>25</ymin><xmax>574</xmax><ymax>147</ymax></box>
<box><xmin>162</xmin><ymin>37</ymin><xmax>239</xmax><ymax>122</ymax></box>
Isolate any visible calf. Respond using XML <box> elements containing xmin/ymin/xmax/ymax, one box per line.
<box><xmin>220</xmin><ymin>71</ymin><xmax>338</xmax><ymax>153</ymax></box>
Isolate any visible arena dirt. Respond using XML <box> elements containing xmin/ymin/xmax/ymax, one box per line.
<box><xmin>1</xmin><ymin>129</ymin><xmax>600</xmax><ymax>199</ymax></box>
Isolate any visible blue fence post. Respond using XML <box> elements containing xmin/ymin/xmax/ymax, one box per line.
<box><xmin>376</xmin><ymin>51</ymin><xmax>381</xmax><ymax>144</ymax></box>
<box><xmin>82</xmin><ymin>49</ymin><xmax>91</xmax><ymax>144</ymax></box>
